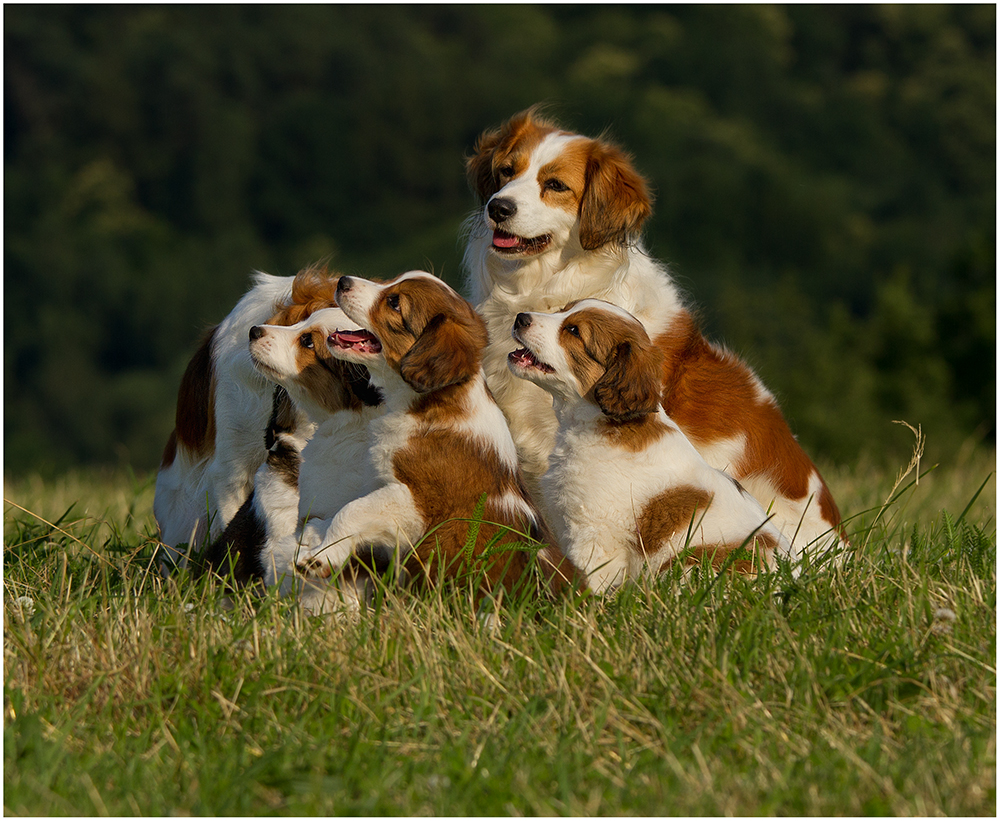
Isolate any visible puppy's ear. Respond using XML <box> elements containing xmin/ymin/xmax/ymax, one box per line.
<box><xmin>578</xmin><ymin>142</ymin><xmax>652</xmax><ymax>250</ymax></box>
<box><xmin>466</xmin><ymin>106</ymin><xmax>551</xmax><ymax>203</ymax></box>
<box><xmin>466</xmin><ymin>127</ymin><xmax>504</xmax><ymax>203</ymax></box>
<box><xmin>399</xmin><ymin>311</ymin><xmax>488</xmax><ymax>394</ymax></box>
<box><xmin>592</xmin><ymin>340</ymin><xmax>662</xmax><ymax>422</ymax></box>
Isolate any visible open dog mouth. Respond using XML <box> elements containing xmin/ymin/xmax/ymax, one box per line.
<box><xmin>492</xmin><ymin>229</ymin><xmax>551</xmax><ymax>256</ymax></box>
<box><xmin>508</xmin><ymin>347</ymin><xmax>555</xmax><ymax>374</ymax></box>
<box><xmin>328</xmin><ymin>329</ymin><xmax>382</xmax><ymax>355</ymax></box>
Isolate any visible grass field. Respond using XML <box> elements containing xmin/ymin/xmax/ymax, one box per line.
<box><xmin>4</xmin><ymin>442</ymin><xmax>996</xmax><ymax>816</ymax></box>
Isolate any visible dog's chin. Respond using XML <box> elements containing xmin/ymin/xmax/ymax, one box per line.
<box><xmin>490</xmin><ymin>228</ymin><xmax>552</xmax><ymax>258</ymax></box>
<box><xmin>249</xmin><ymin>353</ymin><xmax>287</xmax><ymax>384</ymax></box>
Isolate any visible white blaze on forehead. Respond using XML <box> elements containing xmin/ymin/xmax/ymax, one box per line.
<box><xmin>500</xmin><ymin>133</ymin><xmax>585</xmax><ymax>193</ymax></box>
<box><xmin>561</xmin><ymin>299</ymin><xmax>642</xmax><ymax>326</ymax></box>
<box><xmin>387</xmin><ymin>270</ymin><xmax>458</xmax><ymax>296</ymax></box>
<box><xmin>531</xmin><ymin>132</ymin><xmax>585</xmax><ymax>173</ymax></box>
<box><xmin>564</xmin><ymin>299</ymin><xmax>642</xmax><ymax>324</ymax></box>
<box><xmin>295</xmin><ymin>306</ymin><xmax>354</xmax><ymax>333</ymax></box>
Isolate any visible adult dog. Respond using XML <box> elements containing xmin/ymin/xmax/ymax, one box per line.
<box><xmin>464</xmin><ymin>107</ymin><xmax>842</xmax><ymax>559</ymax></box>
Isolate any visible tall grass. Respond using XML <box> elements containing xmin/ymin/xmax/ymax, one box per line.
<box><xmin>4</xmin><ymin>446</ymin><xmax>995</xmax><ymax>815</ymax></box>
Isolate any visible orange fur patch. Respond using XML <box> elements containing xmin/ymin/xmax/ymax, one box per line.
<box><xmin>466</xmin><ymin>106</ymin><xmax>559</xmax><ymax>202</ymax></box>
<box><xmin>394</xmin><ymin>419</ymin><xmax>548</xmax><ymax>595</ymax></box>
<box><xmin>367</xmin><ymin>277</ymin><xmax>488</xmax><ymax>394</ymax></box>
<box><xmin>632</xmin><ymin>485</ymin><xmax>714</xmax><ymax>557</ymax></box>
<box><xmin>171</xmin><ymin>326</ymin><xmax>217</xmax><ymax>461</ymax></box>
<box><xmin>596</xmin><ymin>415</ymin><xmax>672</xmax><ymax>453</ymax></box>
<box><xmin>557</xmin><ymin>306</ymin><xmax>663</xmax><ymax>423</ymax></box>
<box><xmin>654</xmin><ymin>311</ymin><xmax>842</xmax><ymax>529</ymax></box>
<box><xmin>267</xmin><ymin>265</ymin><xmax>340</xmax><ymax>326</ymax></box>
<box><xmin>632</xmin><ymin>485</ymin><xmax>774</xmax><ymax>574</ymax></box>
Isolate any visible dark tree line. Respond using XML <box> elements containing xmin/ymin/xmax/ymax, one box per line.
<box><xmin>4</xmin><ymin>5</ymin><xmax>995</xmax><ymax>474</ymax></box>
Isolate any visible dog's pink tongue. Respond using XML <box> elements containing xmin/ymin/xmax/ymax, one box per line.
<box><xmin>330</xmin><ymin>330</ymin><xmax>382</xmax><ymax>353</ymax></box>
<box><xmin>336</xmin><ymin>331</ymin><xmax>370</xmax><ymax>344</ymax></box>
<box><xmin>493</xmin><ymin>230</ymin><xmax>520</xmax><ymax>249</ymax></box>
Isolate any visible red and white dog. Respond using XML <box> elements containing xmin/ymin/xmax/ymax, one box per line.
<box><xmin>294</xmin><ymin>271</ymin><xmax>576</xmax><ymax>600</ymax></box>
<box><xmin>247</xmin><ymin>306</ymin><xmax>383</xmax><ymax>597</ymax></box>
<box><xmin>203</xmin><ymin>306</ymin><xmax>383</xmax><ymax>605</ymax></box>
<box><xmin>464</xmin><ymin>107</ymin><xmax>843</xmax><ymax>559</ymax></box>
<box><xmin>154</xmin><ymin>266</ymin><xmax>339</xmax><ymax>573</ymax></box>
<box><xmin>509</xmin><ymin>299</ymin><xmax>788</xmax><ymax>592</ymax></box>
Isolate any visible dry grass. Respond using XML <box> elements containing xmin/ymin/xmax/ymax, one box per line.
<box><xmin>3</xmin><ymin>447</ymin><xmax>996</xmax><ymax>815</ymax></box>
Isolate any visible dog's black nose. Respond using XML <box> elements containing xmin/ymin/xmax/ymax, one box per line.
<box><xmin>249</xmin><ymin>325</ymin><xmax>264</xmax><ymax>341</ymax></box>
<box><xmin>488</xmin><ymin>197</ymin><xmax>517</xmax><ymax>223</ymax></box>
<box><xmin>337</xmin><ymin>276</ymin><xmax>353</xmax><ymax>295</ymax></box>
<box><xmin>513</xmin><ymin>312</ymin><xmax>532</xmax><ymax>331</ymax></box>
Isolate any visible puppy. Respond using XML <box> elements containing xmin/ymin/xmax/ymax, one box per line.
<box><xmin>202</xmin><ymin>306</ymin><xmax>383</xmax><ymax>602</ymax></box>
<box><xmin>154</xmin><ymin>265</ymin><xmax>340</xmax><ymax>574</ymax></box>
<box><xmin>464</xmin><ymin>107</ymin><xmax>843</xmax><ymax>558</ymax></box>
<box><xmin>246</xmin><ymin>306</ymin><xmax>383</xmax><ymax>598</ymax></box>
<box><xmin>200</xmin><ymin>386</ymin><xmax>306</xmax><ymax>585</ymax></box>
<box><xmin>293</xmin><ymin>271</ymin><xmax>576</xmax><ymax>602</ymax></box>
<box><xmin>508</xmin><ymin>299</ymin><xmax>789</xmax><ymax>593</ymax></box>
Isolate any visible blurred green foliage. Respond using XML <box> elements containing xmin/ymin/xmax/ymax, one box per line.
<box><xmin>4</xmin><ymin>5</ymin><xmax>995</xmax><ymax>474</ymax></box>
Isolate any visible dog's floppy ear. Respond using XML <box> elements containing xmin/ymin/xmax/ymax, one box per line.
<box><xmin>466</xmin><ymin>127</ymin><xmax>504</xmax><ymax>203</ymax></box>
<box><xmin>466</xmin><ymin>106</ymin><xmax>552</xmax><ymax>203</ymax></box>
<box><xmin>592</xmin><ymin>340</ymin><xmax>662</xmax><ymax>422</ymax></box>
<box><xmin>399</xmin><ymin>311</ymin><xmax>488</xmax><ymax>394</ymax></box>
<box><xmin>578</xmin><ymin>142</ymin><xmax>652</xmax><ymax>251</ymax></box>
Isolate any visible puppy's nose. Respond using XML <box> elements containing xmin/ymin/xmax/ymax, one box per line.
<box><xmin>249</xmin><ymin>325</ymin><xmax>264</xmax><ymax>341</ymax></box>
<box><xmin>337</xmin><ymin>276</ymin><xmax>353</xmax><ymax>296</ymax></box>
<box><xmin>513</xmin><ymin>312</ymin><xmax>532</xmax><ymax>331</ymax></box>
<box><xmin>488</xmin><ymin>197</ymin><xmax>517</xmax><ymax>223</ymax></box>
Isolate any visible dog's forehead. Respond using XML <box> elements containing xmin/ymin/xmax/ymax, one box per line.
<box><xmin>387</xmin><ymin>271</ymin><xmax>460</xmax><ymax>300</ymax></box>
<box><xmin>562</xmin><ymin>299</ymin><xmax>641</xmax><ymax>327</ymax></box>
<box><xmin>500</xmin><ymin>132</ymin><xmax>587</xmax><ymax>185</ymax></box>
<box><xmin>530</xmin><ymin>132</ymin><xmax>585</xmax><ymax>168</ymax></box>
<box><xmin>300</xmin><ymin>306</ymin><xmax>352</xmax><ymax>332</ymax></box>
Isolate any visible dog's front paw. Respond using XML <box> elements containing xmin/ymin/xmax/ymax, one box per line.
<box><xmin>298</xmin><ymin>519</ymin><xmax>327</xmax><ymax>551</ymax></box>
<box><xmin>296</xmin><ymin>553</ymin><xmax>332</xmax><ymax>579</ymax></box>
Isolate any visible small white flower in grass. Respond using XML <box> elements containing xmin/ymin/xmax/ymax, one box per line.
<box><xmin>232</xmin><ymin>639</ymin><xmax>255</xmax><ymax>659</ymax></box>
<box><xmin>931</xmin><ymin>607</ymin><xmax>957</xmax><ymax>635</ymax></box>
<box><xmin>13</xmin><ymin>596</ymin><xmax>35</xmax><ymax>618</ymax></box>
<box><xmin>426</xmin><ymin>775</ymin><xmax>451</xmax><ymax>790</ymax></box>
<box><xmin>478</xmin><ymin>611</ymin><xmax>501</xmax><ymax>633</ymax></box>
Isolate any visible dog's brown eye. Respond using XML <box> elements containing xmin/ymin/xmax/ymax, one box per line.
<box><xmin>565</xmin><ymin>324</ymin><xmax>580</xmax><ymax>337</ymax></box>
<box><xmin>498</xmin><ymin>164</ymin><xmax>514</xmax><ymax>179</ymax></box>
<box><xmin>545</xmin><ymin>178</ymin><xmax>570</xmax><ymax>193</ymax></box>
<box><xmin>387</xmin><ymin>294</ymin><xmax>401</xmax><ymax>312</ymax></box>
<box><xmin>299</xmin><ymin>333</ymin><xmax>314</xmax><ymax>349</ymax></box>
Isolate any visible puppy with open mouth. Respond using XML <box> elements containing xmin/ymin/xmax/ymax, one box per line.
<box><xmin>203</xmin><ymin>305</ymin><xmax>384</xmax><ymax>611</ymax></box>
<box><xmin>508</xmin><ymin>299</ymin><xmax>789</xmax><ymax>593</ymax></box>
<box><xmin>294</xmin><ymin>271</ymin><xmax>578</xmax><ymax>603</ymax></box>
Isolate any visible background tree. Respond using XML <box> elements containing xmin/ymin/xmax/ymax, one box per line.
<box><xmin>4</xmin><ymin>5</ymin><xmax>994</xmax><ymax>474</ymax></box>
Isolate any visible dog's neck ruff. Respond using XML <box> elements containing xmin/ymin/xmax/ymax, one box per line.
<box><xmin>551</xmin><ymin>393</ymin><xmax>606</xmax><ymax>429</ymax></box>
<box><xmin>464</xmin><ymin>224</ymin><xmax>684</xmax><ymax>341</ymax></box>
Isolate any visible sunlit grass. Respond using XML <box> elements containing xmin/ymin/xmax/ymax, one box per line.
<box><xmin>3</xmin><ymin>446</ymin><xmax>996</xmax><ymax>815</ymax></box>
